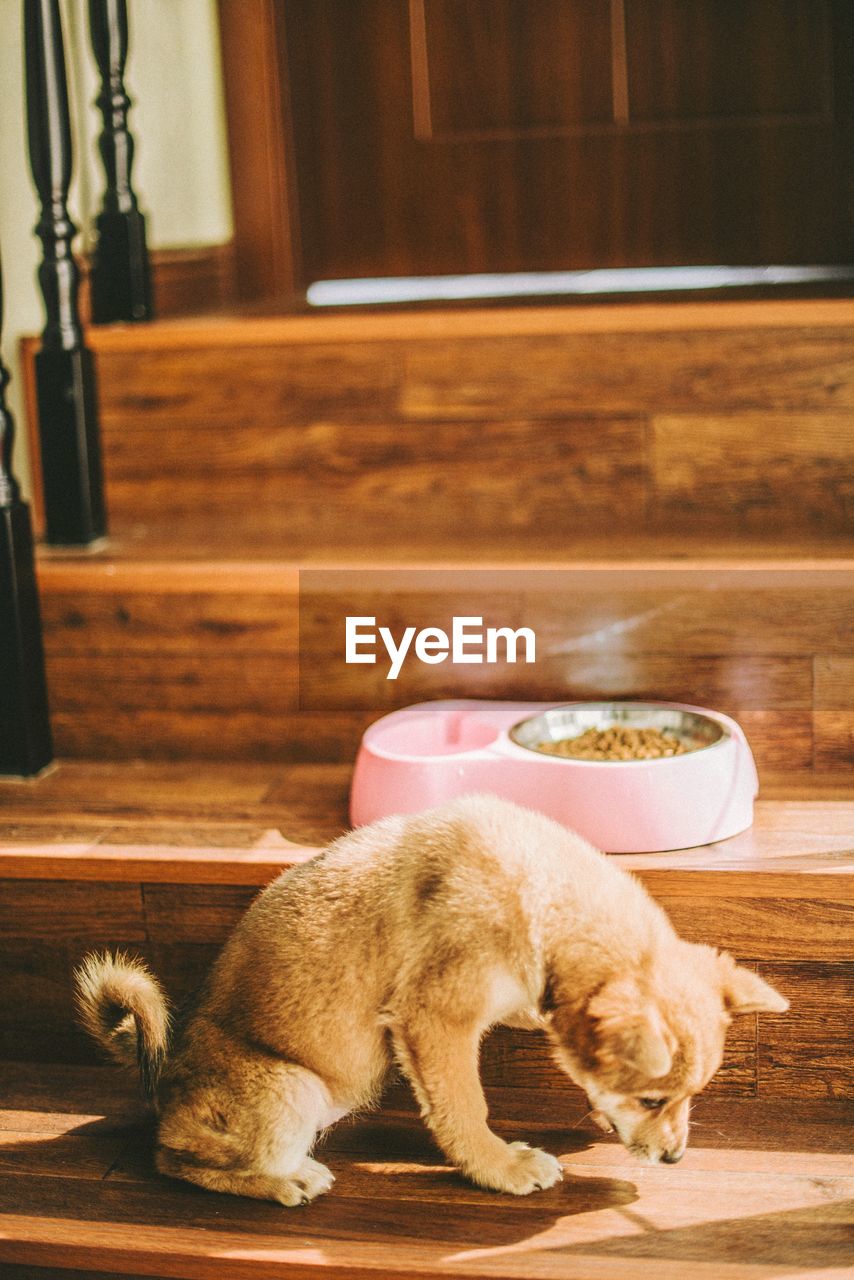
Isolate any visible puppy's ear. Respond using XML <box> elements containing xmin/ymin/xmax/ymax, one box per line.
<box><xmin>718</xmin><ymin>954</ymin><xmax>789</xmax><ymax>1015</ymax></box>
<box><xmin>588</xmin><ymin>979</ymin><xmax>674</xmax><ymax>1078</ymax></box>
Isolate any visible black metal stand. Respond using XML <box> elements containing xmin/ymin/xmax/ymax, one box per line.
<box><xmin>0</xmin><ymin>260</ymin><xmax>53</xmax><ymax>777</ymax></box>
<box><xmin>88</xmin><ymin>0</ymin><xmax>153</xmax><ymax>323</ymax></box>
<box><xmin>25</xmin><ymin>0</ymin><xmax>107</xmax><ymax>546</ymax></box>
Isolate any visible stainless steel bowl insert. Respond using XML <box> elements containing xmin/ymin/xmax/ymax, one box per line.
<box><xmin>509</xmin><ymin>702</ymin><xmax>725</xmax><ymax>761</ymax></box>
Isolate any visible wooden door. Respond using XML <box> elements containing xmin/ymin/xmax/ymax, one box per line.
<box><xmin>221</xmin><ymin>1</ymin><xmax>854</xmax><ymax>294</ymax></box>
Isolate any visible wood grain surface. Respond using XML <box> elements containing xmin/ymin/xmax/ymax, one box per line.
<box><xmin>651</xmin><ymin>414</ymin><xmax>854</xmax><ymax>530</ymax></box>
<box><xmin>75</xmin><ymin>299</ymin><xmax>854</xmax><ymax>346</ymax></box>
<box><xmin>21</xmin><ymin>299</ymin><xmax>851</xmax><ymax>766</ymax></box>
<box><xmin>24</xmin><ymin>302</ymin><xmax>854</xmax><ymax>548</ymax></box>
<box><xmin>401</xmin><ymin>330</ymin><xmax>854</xmax><ymax>418</ymax></box>
<box><xmin>756</xmin><ymin>962</ymin><xmax>854</xmax><ymax>1100</ymax></box>
<box><xmin>32</xmin><ymin>558</ymin><xmax>854</xmax><ymax>769</ymax></box>
<box><xmin>814</xmin><ymin>658</ymin><xmax>854</xmax><ymax>770</ymax></box>
<box><xmin>0</xmin><ymin>1062</ymin><xmax>850</xmax><ymax>1279</ymax></box>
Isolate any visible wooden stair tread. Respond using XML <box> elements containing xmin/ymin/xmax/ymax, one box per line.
<box><xmin>0</xmin><ymin>1063</ymin><xmax>851</xmax><ymax>1280</ymax></box>
<box><xmin>0</xmin><ymin>808</ymin><xmax>849</xmax><ymax>889</ymax></box>
<box><xmin>78</xmin><ymin>296</ymin><xmax>854</xmax><ymax>348</ymax></box>
<box><xmin>36</xmin><ymin>535</ymin><xmax>854</xmax><ymax>574</ymax></box>
<box><xmin>0</xmin><ymin>761</ymin><xmax>851</xmax><ymax>890</ymax></box>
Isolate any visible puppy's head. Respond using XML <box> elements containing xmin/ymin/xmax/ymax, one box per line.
<box><xmin>548</xmin><ymin>945</ymin><xmax>787</xmax><ymax>1165</ymax></box>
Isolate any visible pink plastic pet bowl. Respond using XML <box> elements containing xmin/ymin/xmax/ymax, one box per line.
<box><xmin>350</xmin><ymin>700</ymin><xmax>758</xmax><ymax>853</ymax></box>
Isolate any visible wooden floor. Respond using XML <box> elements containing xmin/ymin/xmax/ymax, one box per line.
<box><xmin>0</xmin><ymin>1062</ymin><xmax>851</xmax><ymax>1280</ymax></box>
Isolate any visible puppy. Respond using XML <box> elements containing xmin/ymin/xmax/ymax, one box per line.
<box><xmin>76</xmin><ymin>794</ymin><xmax>787</xmax><ymax>1205</ymax></box>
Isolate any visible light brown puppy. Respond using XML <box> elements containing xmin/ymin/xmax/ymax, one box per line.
<box><xmin>76</xmin><ymin>794</ymin><xmax>787</xmax><ymax>1205</ymax></box>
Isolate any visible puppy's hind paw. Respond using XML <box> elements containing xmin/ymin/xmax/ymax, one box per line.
<box><xmin>473</xmin><ymin>1142</ymin><xmax>564</xmax><ymax>1196</ymax></box>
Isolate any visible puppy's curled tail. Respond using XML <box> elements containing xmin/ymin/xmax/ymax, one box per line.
<box><xmin>75</xmin><ymin>951</ymin><xmax>170</xmax><ymax>1096</ymax></box>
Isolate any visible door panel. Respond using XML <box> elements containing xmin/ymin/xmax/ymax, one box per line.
<box><xmin>280</xmin><ymin>0</ymin><xmax>854</xmax><ymax>283</ymax></box>
<box><xmin>413</xmin><ymin>0</ymin><xmax>614</xmax><ymax>136</ymax></box>
<box><xmin>625</xmin><ymin>0</ymin><xmax>832</xmax><ymax>122</ymax></box>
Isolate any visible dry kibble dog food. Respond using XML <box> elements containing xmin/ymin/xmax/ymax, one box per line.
<box><xmin>536</xmin><ymin>725</ymin><xmax>696</xmax><ymax>760</ymax></box>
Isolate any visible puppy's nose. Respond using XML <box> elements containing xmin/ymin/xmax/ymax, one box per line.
<box><xmin>661</xmin><ymin>1150</ymin><xmax>683</xmax><ymax>1164</ymax></box>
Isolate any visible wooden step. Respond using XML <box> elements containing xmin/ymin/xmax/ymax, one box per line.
<box><xmin>21</xmin><ymin>299</ymin><xmax>854</xmax><ymax>551</ymax></box>
<box><xmin>25</xmin><ymin>297</ymin><xmax>853</xmax><ymax>768</ymax></box>
<box><xmin>0</xmin><ymin>1061</ymin><xmax>851</xmax><ymax>1280</ymax></box>
<box><xmin>34</xmin><ymin>549</ymin><xmax>854</xmax><ymax>774</ymax></box>
<box><xmin>0</xmin><ymin>762</ymin><xmax>851</xmax><ymax>1100</ymax></box>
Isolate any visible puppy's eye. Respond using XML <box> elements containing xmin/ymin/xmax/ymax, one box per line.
<box><xmin>638</xmin><ymin>1097</ymin><xmax>667</xmax><ymax>1110</ymax></box>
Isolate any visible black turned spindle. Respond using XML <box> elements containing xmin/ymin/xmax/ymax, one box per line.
<box><xmin>0</xmin><ymin>255</ymin><xmax>54</xmax><ymax>776</ymax></box>
<box><xmin>25</xmin><ymin>0</ymin><xmax>107</xmax><ymax>545</ymax></box>
<box><xmin>88</xmin><ymin>0</ymin><xmax>153</xmax><ymax>323</ymax></box>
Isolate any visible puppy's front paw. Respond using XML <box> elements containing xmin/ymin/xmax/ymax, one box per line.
<box><xmin>473</xmin><ymin>1141</ymin><xmax>563</xmax><ymax>1196</ymax></box>
<box><xmin>277</xmin><ymin>1157</ymin><xmax>336</xmax><ymax>1206</ymax></box>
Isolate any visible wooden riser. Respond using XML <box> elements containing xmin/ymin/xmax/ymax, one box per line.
<box><xmin>21</xmin><ymin>301</ymin><xmax>854</xmax><ymax>549</ymax></box>
<box><xmin>0</xmin><ymin>875</ymin><xmax>847</xmax><ymax>1101</ymax></box>
<box><xmin>36</xmin><ymin>556</ymin><xmax>854</xmax><ymax>773</ymax></box>
<box><xmin>0</xmin><ymin>1063</ymin><xmax>851</xmax><ymax>1280</ymax></box>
